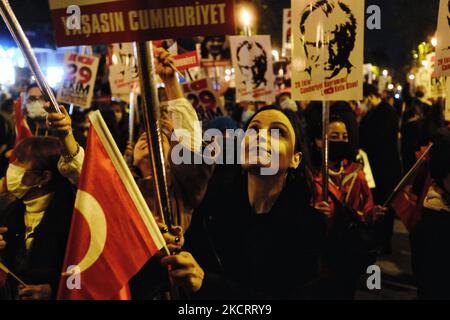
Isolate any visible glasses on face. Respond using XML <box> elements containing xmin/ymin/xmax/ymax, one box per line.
<box><xmin>26</xmin><ymin>95</ymin><xmax>45</xmax><ymax>103</ymax></box>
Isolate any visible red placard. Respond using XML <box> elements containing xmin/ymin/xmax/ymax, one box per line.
<box><xmin>173</xmin><ymin>51</ymin><xmax>200</xmax><ymax>71</ymax></box>
<box><xmin>49</xmin><ymin>0</ymin><xmax>236</xmax><ymax>47</ymax></box>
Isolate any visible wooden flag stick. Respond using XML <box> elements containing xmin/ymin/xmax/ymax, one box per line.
<box><xmin>0</xmin><ymin>261</ymin><xmax>27</xmax><ymax>286</ymax></box>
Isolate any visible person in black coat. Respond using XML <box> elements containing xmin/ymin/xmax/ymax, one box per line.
<box><xmin>160</xmin><ymin>105</ymin><xmax>329</xmax><ymax>299</ymax></box>
<box><xmin>360</xmin><ymin>84</ymin><xmax>401</xmax><ymax>204</ymax></box>
<box><xmin>410</xmin><ymin>128</ymin><xmax>450</xmax><ymax>299</ymax></box>
<box><xmin>360</xmin><ymin>85</ymin><xmax>402</xmax><ymax>254</ymax></box>
<box><xmin>0</xmin><ymin>137</ymin><xmax>75</xmax><ymax>300</ymax></box>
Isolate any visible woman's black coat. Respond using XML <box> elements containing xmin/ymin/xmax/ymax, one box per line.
<box><xmin>184</xmin><ymin>165</ymin><xmax>329</xmax><ymax>299</ymax></box>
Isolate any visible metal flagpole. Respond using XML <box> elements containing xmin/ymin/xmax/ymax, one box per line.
<box><xmin>135</xmin><ymin>41</ymin><xmax>173</xmax><ymax>230</ymax></box>
<box><xmin>383</xmin><ymin>143</ymin><xmax>433</xmax><ymax>207</ymax></box>
<box><xmin>0</xmin><ymin>0</ymin><xmax>60</xmax><ymax>114</ymax></box>
<box><xmin>321</xmin><ymin>101</ymin><xmax>330</xmax><ymax>202</ymax></box>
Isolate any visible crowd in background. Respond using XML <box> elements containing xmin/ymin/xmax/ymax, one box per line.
<box><xmin>0</xmin><ymin>47</ymin><xmax>449</xmax><ymax>300</ymax></box>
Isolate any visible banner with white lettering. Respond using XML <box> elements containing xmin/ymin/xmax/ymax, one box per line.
<box><xmin>57</xmin><ymin>52</ymin><xmax>100</xmax><ymax>109</ymax></box>
<box><xmin>291</xmin><ymin>0</ymin><xmax>364</xmax><ymax>101</ymax></box>
<box><xmin>230</xmin><ymin>35</ymin><xmax>275</xmax><ymax>103</ymax></box>
<box><xmin>173</xmin><ymin>51</ymin><xmax>201</xmax><ymax>72</ymax></box>
<box><xmin>49</xmin><ymin>0</ymin><xmax>236</xmax><ymax>46</ymax></box>
<box><xmin>108</xmin><ymin>43</ymin><xmax>140</xmax><ymax>99</ymax></box>
<box><xmin>435</xmin><ymin>0</ymin><xmax>450</xmax><ymax>77</ymax></box>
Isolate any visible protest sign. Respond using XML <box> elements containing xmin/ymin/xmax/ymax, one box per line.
<box><xmin>291</xmin><ymin>0</ymin><xmax>364</xmax><ymax>101</ymax></box>
<box><xmin>57</xmin><ymin>52</ymin><xmax>100</xmax><ymax>108</ymax></box>
<box><xmin>230</xmin><ymin>35</ymin><xmax>275</xmax><ymax>103</ymax></box>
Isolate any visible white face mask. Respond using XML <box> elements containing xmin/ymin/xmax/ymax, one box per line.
<box><xmin>6</xmin><ymin>164</ymin><xmax>38</xmax><ymax>199</ymax></box>
<box><xmin>26</xmin><ymin>101</ymin><xmax>47</xmax><ymax>119</ymax></box>
<box><xmin>280</xmin><ymin>99</ymin><xmax>298</xmax><ymax>112</ymax></box>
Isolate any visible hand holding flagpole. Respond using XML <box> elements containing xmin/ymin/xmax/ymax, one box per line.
<box><xmin>0</xmin><ymin>0</ymin><xmax>61</xmax><ymax>114</ymax></box>
<box><xmin>0</xmin><ymin>261</ymin><xmax>27</xmax><ymax>286</ymax></box>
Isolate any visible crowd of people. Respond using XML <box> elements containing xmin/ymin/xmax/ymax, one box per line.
<box><xmin>0</xmin><ymin>47</ymin><xmax>449</xmax><ymax>300</ymax></box>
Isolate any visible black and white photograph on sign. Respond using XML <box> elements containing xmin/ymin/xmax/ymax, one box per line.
<box><xmin>292</xmin><ymin>0</ymin><xmax>364</xmax><ymax>101</ymax></box>
<box><xmin>435</xmin><ymin>0</ymin><xmax>450</xmax><ymax>76</ymax></box>
<box><xmin>200</xmin><ymin>36</ymin><xmax>231</xmax><ymax>61</ymax></box>
<box><xmin>230</xmin><ymin>35</ymin><xmax>275</xmax><ymax>103</ymax></box>
<box><xmin>108</xmin><ymin>43</ymin><xmax>140</xmax><ymax>99</ymax></box>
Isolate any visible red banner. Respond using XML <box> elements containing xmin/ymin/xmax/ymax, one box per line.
<box><xmin>173</xmin><ymin>51</ymin><xmax>200</xmax><ymax>71</ymax></box>
<box><xmin>49</xmin><ymin>0</ymin><xmax>236</xmax><ymax>47</ymax></box>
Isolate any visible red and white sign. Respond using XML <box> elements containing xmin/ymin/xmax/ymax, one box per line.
<box><xmin>57</xmin><ymin>111</ymin><xmax>165</xmax><ymax>300</ymax></box>
<box><xmin>435</xmin><ymin>0</ymin><xmax>450</xmax><ymax>77</ymax></box>
<box><xmin>49</xmin><ymin>0</ymin><xmax>236</xmax><ymax>46</ymax></box>
<box><xmin>57</xmin><ymin>52</ymin><xmax>100</xmax><ymax>109</ymax></box>
<box><xmin>173</xmin><ymin>51</ymin><xmax>200</xmax><ymax>72</ymax></box>
<box><xmin>182</xmin><ymin>78</ymin><xmax>224</xmax><ymax>124</ymax></box>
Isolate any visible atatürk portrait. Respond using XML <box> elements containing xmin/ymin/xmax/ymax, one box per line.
<box><xmin>236</xmin><ymin>41</ymin><xmax>268</xmax><ymax>89</ymax></box>
<box><xmin>299</xmin><ymin>0</ymin><xmax>357</xmax><ymax>80</ymax></box>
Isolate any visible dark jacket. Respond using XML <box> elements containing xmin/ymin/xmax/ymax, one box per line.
<box><xmin>184</xmin><ymin>165</ymin><xmax>329</xmax><ymax>299</ymax></box>
<box><xmin>360</xmin><ymin>102</ymin><xmax>401</xmax><ymax>203</ymax></box>
<box><xmin>0</xmin><ymin>179</ymin><xmax>75</xmax><ymax>299</ymax></box>
<box><xmin>410</xmin><ymin>186</ymin><xmax>450</xmax><ymax>300</ymax></box>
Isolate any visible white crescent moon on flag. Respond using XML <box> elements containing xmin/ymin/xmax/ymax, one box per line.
<box><xmin>74</xmin><ymin>190</ymin><xmax>107</xmax><ymax>273</ymax></box>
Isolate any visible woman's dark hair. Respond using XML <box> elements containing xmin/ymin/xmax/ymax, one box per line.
<box><xmin>13</xmin><ymin>136</ymin><xmax>64</xmax><ymax>188</ymax></box>
<box><xmin>243</xmin><ymin>105</ymin><xmax>316</xmax><ymax>204</ymax></box>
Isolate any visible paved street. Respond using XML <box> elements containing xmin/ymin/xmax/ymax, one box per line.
<box><xmin>356</xmin><ymin>219</ymin><xmax>417</xmax><ymax>300</ymax></box>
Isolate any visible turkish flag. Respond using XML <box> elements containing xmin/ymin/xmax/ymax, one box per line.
<box><xmin>9</xmin><ymin>95</ymin><xmax>32</xmax><ymax>163</ymax></box>
<box><xmin>390</xmin><ymin>150</ymin><xmax>431</xmax><ymax>232</ymax></box>
<box><xmin>57</xmin><ymin>111</ymin><xmax>165</xmax><ymax>300</ymax></box>
<box><xmin>13</xmin><ymin>95</ymin><xmax>32</xmax><ymax>142</ymax></box>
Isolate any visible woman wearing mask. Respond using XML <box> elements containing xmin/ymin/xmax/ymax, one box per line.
<box><xmin>23</xmin><ymin>84</ymin><xmax>50</xmax><ymax>136</ymax></box>
<box><xmin>161</xmin><ymin>106</ymin><xmax>330</xmax><ymax>299</ymax></box>
<box><xmin>311</xmin><ymin>115</ymin><xmax>387</xmax><ymax>298</ymax></box>
<box><xmin>0</xmin><ymin>137</ymin><xmax>75</xmax><ymax>300</ymax></box>
<box><xmin>312</xmin><ymin>115</ymin><xmax>385</xmax><ymax>221</ymax></box>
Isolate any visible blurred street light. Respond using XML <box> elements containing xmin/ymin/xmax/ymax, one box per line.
<box><xmin>241</xmin><ymin>9</ymin><xmax>252</xmax><ymax>36</ymax></box>
<box><xmin>431</xmin><ymin>37</ymin><xmax>438</xmax><ymax>47</ymax></box>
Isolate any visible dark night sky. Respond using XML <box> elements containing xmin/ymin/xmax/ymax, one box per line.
<box><xmin>0</xmin><ymin>0</ymin><xmax>441</xmax><ymax>80</ymax></box>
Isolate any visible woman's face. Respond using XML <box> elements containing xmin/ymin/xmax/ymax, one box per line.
<box><xmin>328</xmin><ymin>121</ymin><xmax>349</xmax><ymax>142</ymax></box>
<box><xmin>241</xmin><ymin>109</ymin><xmax>300</xmax><ymax>175</ymax></box>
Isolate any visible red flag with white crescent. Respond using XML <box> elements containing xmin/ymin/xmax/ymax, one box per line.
<box><xmin>57</xmin><ymin>111</ymin><xmax>165</xmax><ymax>300</ymax></box>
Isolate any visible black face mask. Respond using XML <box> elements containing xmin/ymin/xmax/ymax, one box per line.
<box><xmin>328</xmin><ymin>141</ymin><xmax>351</xmax><ymax>162</ymax></box>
